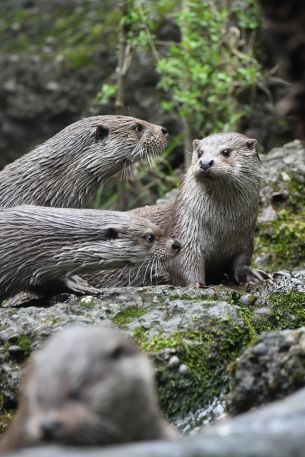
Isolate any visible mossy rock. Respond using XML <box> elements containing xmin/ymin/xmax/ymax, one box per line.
<box><xmin>253</xmin><ymin>140</ymin><xmax>305</xmax><ymax>272</ymax></box>
<box><xmin>0</xmin><ymin>275</ymin><xmax>304</xmax><ymax>433</ymax></box>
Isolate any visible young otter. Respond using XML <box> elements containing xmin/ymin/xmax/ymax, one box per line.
<box><xmin>0</xmin><ymin>205</ymin><xmax>180</xmax><ymax>301</ymax></box>
<box><xmin>86</xmin><ymin>132</ymin><xmax>269</xmax><ymax>287</ymax></box>
<box><xmin>0</xmin><ymin>116</ymin><xmax>169</xmax><ymax>209</ymax></box>
<box><xmin>0</xmin><ymin>326</ymin><xmax>177</xmax><ymax>450</ymax></box>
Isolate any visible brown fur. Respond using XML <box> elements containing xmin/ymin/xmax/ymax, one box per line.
<box><xmin>0</xmin><ymin>116</ymin><xmax>168</xmax><ymax>208</ymax></box>
<box><xmin>86</xmin><ymin>132</ymin><xmax>269</xmax><ymax>287</ymax></box>
<box><xmin>0</xmin><ymin>326</ymin><xmax>177</xmax><ymax>450</ymax></box>
<box><xmin>0</xmin><ymin>205</ymin><xmax>180</xmax><ymax>301</ymax></box>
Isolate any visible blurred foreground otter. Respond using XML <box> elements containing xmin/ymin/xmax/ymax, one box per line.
<box><xmin>0</xmin><ymin>206</ymin><xmax>180</xmax><ymax>301</ymax></box>
<box><xmin>0</xmin><ymin>115</ymin><xmax>169</xmax><ymax>208</ymax></box>
<box><xmin>87</xmin><ymin>133</ymin><xmax>269</xmax><ymax>287</ymax></box>
<box><xmin>0</xmin><ymin>326</ymin><xmax>177</xmax><ymax>450</ymax></box>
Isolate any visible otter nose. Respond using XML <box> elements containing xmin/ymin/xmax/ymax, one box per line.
<box><xmin>171</xmin><ymin>239</ymin><xmax>181</xmax><ymax>253</ymax></box>
<box><xmin>200</xmin><ymin>159</ymin><xmax>214</xmax><ymax>170</ymax></box>
<box><xmin>161</xmin><ymin>127</ymin><xmax>168</xmax><ymax>135</ymax></box>
<box><xmin>40</xmin><ymin>418</ymin><xmax>61</xmax><ymax>441</ymax></box>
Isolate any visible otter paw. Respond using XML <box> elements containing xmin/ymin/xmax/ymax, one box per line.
<box><xmin>65</xmin><ymin>275</ymin><xmax>103</xmax><ymax>296</ymax></box>
<box><xmin>235</xmin><ymin>267</ymin><xmax>271</xmax><ymax>284</ymax></box>
<box><xmin>195</xmin><ymin>282</ymin><xmax>208</xmax><ymax>288</ymax></box>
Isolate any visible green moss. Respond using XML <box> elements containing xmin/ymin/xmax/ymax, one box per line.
<box><xmin>16</xmin><ymin>335</ymin><xmax>32</xmax><ymax>357</ymax></box>
<box><xmin>269</xmin><ymin>291</ymin><xmax>305</xmax><ymax>329</ymax></box>
<box><xmin>112</xmin><ymin>306</ymin><xmax>147</xmax><ymax>328</ymax></box>
<box><xmin>254</xmin><ymin>176</ymin><xmax>305</xmax><ymax>272</ymax></box>
<box><xmin>133</xmin><ymin>322</ymin><xmax>250</xmax><ymax>419</ymax></box>
<box><xmin>0</xmin><ymin>410</ymin><xmax>14</xmax><ymax>435</ymax></box>
<box><xmin>239</xmin><ymin>292</ymin><xmax>305</xmax><ymax>336</ymax></box>
<box><xmin>0</xmin><ymin>394</ymin><xmax>14</xmax><ymax>435</ymax></box>
<box><xmin>254</xmin><ymin>211</ymin><xmax>305</xmax><ymax>272</ymax></box>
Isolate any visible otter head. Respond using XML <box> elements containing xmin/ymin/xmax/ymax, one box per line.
<box><xmin>22</xmin><ymin>327</ymin><xmax>161</xmax><ymax>446</ymax></box>
<box><xmin>125</xmin><ymin>219</ymin><xmax>181</xmax><ymax>274</ymax></box>
<box><xmin>191</xmin><ymin>133</ymin><xmax>261</xmax><ymax>186</ymax></box>
<box><xmin>83</xmin><ymin>115</ymin><xmax>169</xmax><ymax>179</ymax></box>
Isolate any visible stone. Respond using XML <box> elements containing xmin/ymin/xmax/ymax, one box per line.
<box><xmin>3</xmin><ymin>386</ymin><xmax>305</xmax><ymax>457</ymax></box>
<box><xmin>228</xmin><ymin>327</ymin><xmax>305</xmax><ymax>414</ymax></box>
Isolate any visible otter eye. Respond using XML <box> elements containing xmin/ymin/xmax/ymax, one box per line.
<box><xmin>221</xmin><ymin>148</ymin><xmax>232</xmax><ymax>157</ymax></box>
<box><xmin>131</xmin><ymin>123</ymin><xmax>144</xmax><ymax>133</ymax></box>
<box><xmin>69</xmin><ymin>390</ymin><xmax>81</xmax><ymax>401</ymax></box>
<box><xmin>106</xmin><ymin>228</ymin><xmax>118</xmax><ymax>240</ymax></box>
<box><xmin>197</xmin><ymin>150</ymin><xmax>203</xmax><ymax>159</ymax></box>
<box><xmin>109</xmin><ymin>344</ymin><xmax>125</xmax><ymax>360</ymax></box>
<box><xmin>144</xmin><ymin>233</ymin><xmax>155</xmax><ymax>243</ymax></box>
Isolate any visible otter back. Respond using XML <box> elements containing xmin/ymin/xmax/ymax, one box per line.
<box><xmin>0</xmin><ymin>205</ymin><xmax>180</xmax><ymax>301</ymax></box>
<box><xmin>0</xmin><ymin>115</ymin><xmax>169</xmax><ymax>208</ymax></box>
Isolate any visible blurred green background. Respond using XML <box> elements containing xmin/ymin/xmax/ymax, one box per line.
<box><xmin>0</xmin><ymin>0</ymin><xmax>295</xmax><ymax>209</ymax></box>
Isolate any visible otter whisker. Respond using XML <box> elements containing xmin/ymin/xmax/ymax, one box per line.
<box><xmin>143</xmin><ymin>257</ymin><xmax>153</xmax><ymax>286</ymax></box>
<box><xmin>134</xmin><ymin>259</ymin><xmax>147</xmax><ymax>283</ymax></box>
<box><xmin>150</xmin><ymin>257</ymin><xmax>157</xmax><ymax>284</ymax></box>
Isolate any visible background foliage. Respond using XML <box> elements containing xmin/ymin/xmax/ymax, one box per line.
<box><xmin>95</xmin><ymin>0</ymin><xmax>274</xmax><ymax>208</ymax></box>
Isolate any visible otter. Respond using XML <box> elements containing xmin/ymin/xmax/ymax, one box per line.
<box><xmin>0</xmin><ymin>205</ymin><xmax>180</xmax><ymax>301</ymax></box>
<box><xmin>0</xmin><ymin>326</ymin><xmax>177</xmax><ymax>450</ymax></box>
<box><xmin>85</xmin><ymin>133</ymin><xmax>269</xmax><ymax>287</ymax></box>
<box><xmin>0</xmin><ymin>116</ymin><xmax>169</xmax><ymax>209</ymax></box>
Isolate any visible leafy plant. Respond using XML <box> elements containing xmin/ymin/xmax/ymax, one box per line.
<box><xmin>95</xmin><ymin>0</ymin><xmax>262</xmax><ymax>204</ymax></box>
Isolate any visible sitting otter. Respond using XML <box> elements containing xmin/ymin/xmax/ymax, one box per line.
<box><xmin>85</xmin><ymin>133</ymin><xmax>269</xmax><ymax>287</ymax></box>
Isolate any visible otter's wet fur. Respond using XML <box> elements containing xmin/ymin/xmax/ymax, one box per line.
<box><xmin>0</xmin><ymin>205</ymin><xmax>180</xmax><ymax>301</ymax></box>
<box><xmin>0</xmin><ymin>326</ymin><xmax>177</xmax><ymax>450</ymax></box>
<box><xmin>87</xmin><ymin>132</ymin><xmax>269</xmax><ymax>287</ymax></box>
<box><xmin>0</xmin><ymin>115</ymin><xmax>168</xmax><ymax>208</ymax></box>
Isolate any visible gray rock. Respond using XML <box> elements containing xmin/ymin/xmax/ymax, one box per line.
<box><xmin>4</xmin><ymin>386</ymin><xmax>305</xmax><ymax>457</ymax></box>
<box><xmin>0</xmin><ymin>273</ymin><xmax>304</xmax><ymax>434</ymax></box>
<box><xmin>228</xmin><ymin>326</ymin><xmax>305</xmax><ymax>414</ymax></box>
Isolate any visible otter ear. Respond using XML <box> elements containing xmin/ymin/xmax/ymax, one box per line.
<box><xmin>193</xmin><ymin>139</ymin><xmax>200</xmax><ymax>150</ymax></box>
<box><xmin>246</xmin><ymin>139</ymin><xmax>260</xmax><ymax>161</ymax></box>
<box><xmin>246</xmin><ymin>139</ymin><xmax>257</xmax><ymax>151</ymax></box>
<box><xmin>109</xmin><ymin>341</ymin><xmax>136</xmax><ymax>359</ymax></box>
<box><xmin>95</xmin><ymin>125</ymin><xmax>109</xmax><ymax>140</ymax></box>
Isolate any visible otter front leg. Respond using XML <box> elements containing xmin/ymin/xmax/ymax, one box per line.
<box><xmin>30</xmin><ymin>275</ymin><xmax>102</xmax><ymax>297</ymax></box>
<box><xmin>173</xmin><ymin>255</ymin><xmax>206</xmax><ymax>287</ymax></box>
<box><xmin>64</xmin><ymin>275</ymin><xmax>103</xmax><ymax>296</ymax></box>
<box><xmin>232</xmin><ymin>254</ymin><xmax>270</xmax><ymax>284</ymax></box>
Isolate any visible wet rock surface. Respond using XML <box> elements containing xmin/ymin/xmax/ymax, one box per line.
<box><xmin>254</xmin><ymin>140</ymin><xmax>305</xmax><ymax>272</ymax></box>
<box><xmin>228</xmin><ymin>325</ymin><xmax>305</xmax><ymax>415</ymax></box>
<box><xmin>1</xmin><ymin>273</ymin><xmax>304</xmax><ymax>435</ymax></box>
<box><xmin>3</xmin><ymin>385</ymin><xmax>305</xmax><ymax>457</ymax></box>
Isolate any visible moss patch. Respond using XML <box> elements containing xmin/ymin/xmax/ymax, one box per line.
<box><xmin>268</xmin><ymin>291</ymin><xmax>305</xmax><ymax>329</ymax></box>
<box><xmin>239</xmin><ymin>292</ymin><xmax>305</xmax><ymax>337</ymax></box>
<box><xmin>133</xmin><ymin>322</ymin><xmax>250</xmax><ymax>420</ymax></box>
<box><xmin>255</xmin><ymin>211</ymin><xmax>305</xmax><ymax>272</ymax></box>
<box><xmin>16</xmin><ymin>336</ymin><xmax>32</xmax><ymax>357</ymax></box>
<box><xmin>112</xmin><ymin>306</ymin><xmax>147</xmax><ymax>328</ymax></box>
<box><xmin>254</xmin><ymin>176</ymin><xmax>305</xmax><ymax>272</ymax></box>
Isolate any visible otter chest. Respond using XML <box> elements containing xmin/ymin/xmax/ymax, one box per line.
<box><xmin>198</xmin><ymin>207</ymin><xmax>254</xmax><ymax>260</ymax></box>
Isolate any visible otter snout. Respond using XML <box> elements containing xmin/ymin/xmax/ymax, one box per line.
<box><xmin>40</xmin><ymin>418</ymin><xmax>62</xmax><ymax>441</ymax></box>
<box><xmin>170</xmin><ymin>239</ymin><xmax>181</xmax><ymax>254</ymax></box>
<box><xmin>161</xmin><ymin>126</ymin><xmax>169</xmax><ymax>136</ymax></box>
<box><xmin>200</xmin><ymin>159</ymin><xmax>214</xmax><ymax>170</ymax></box>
